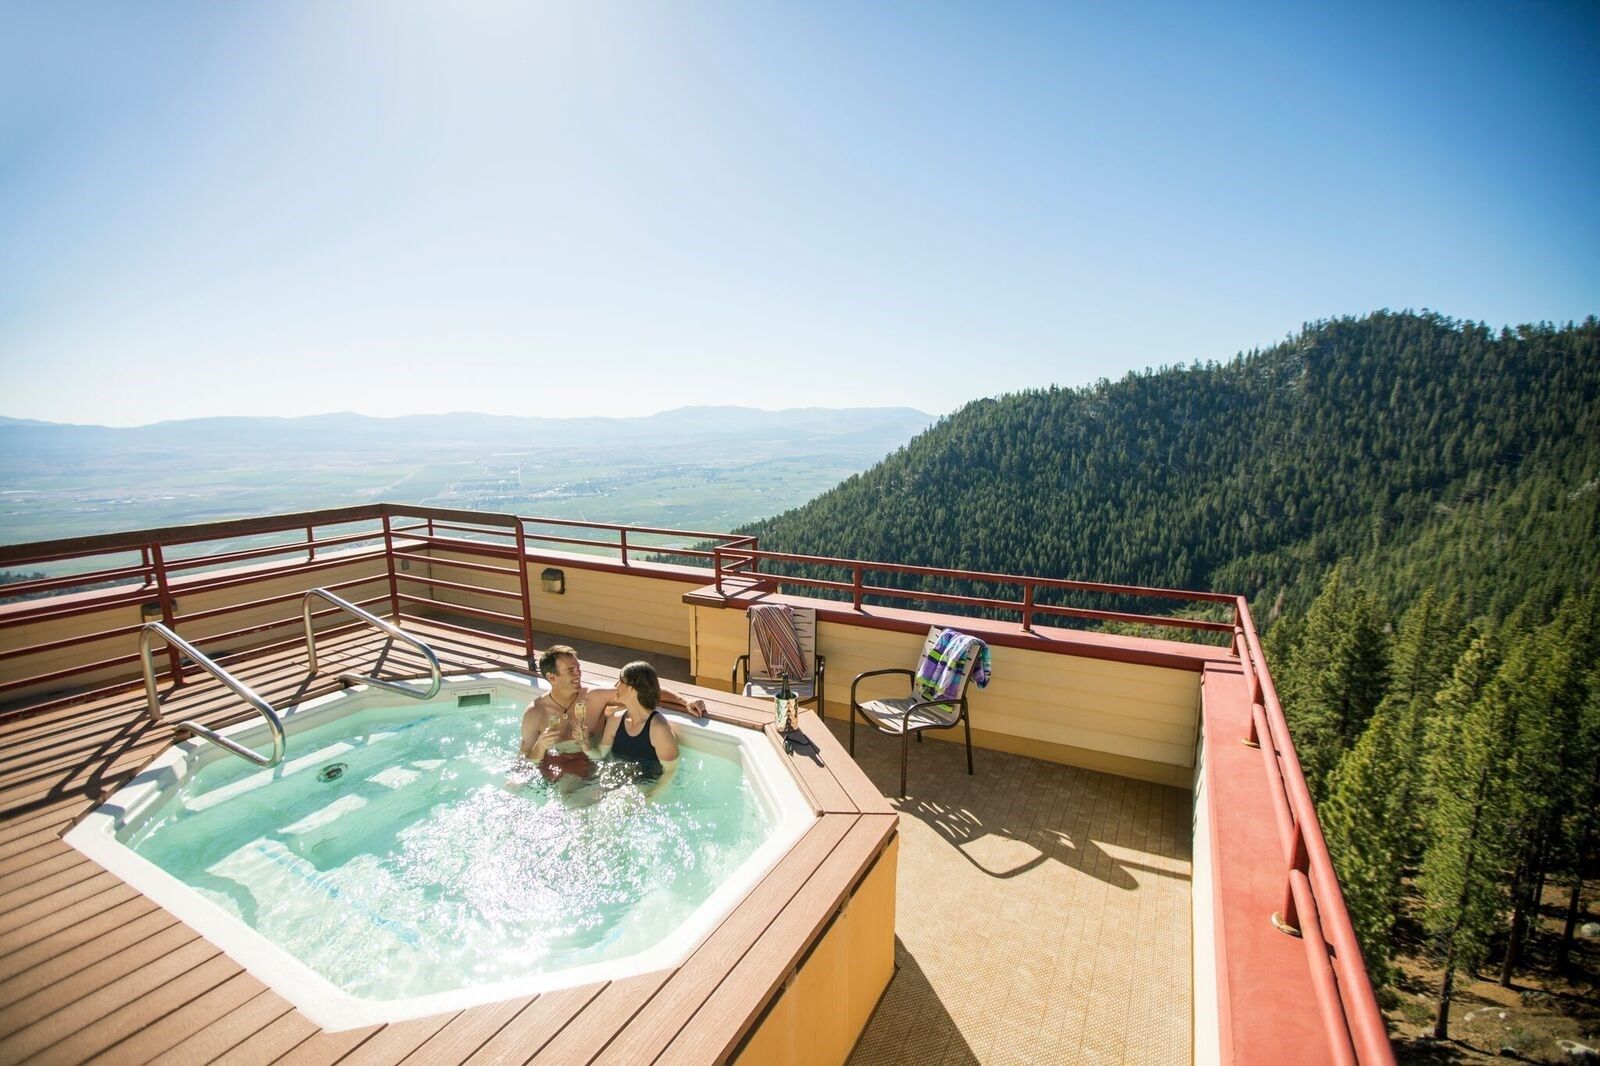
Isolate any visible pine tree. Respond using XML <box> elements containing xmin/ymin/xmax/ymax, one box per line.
<box><xmin>1321</xmin><ymin>702</ymin><xmax>1408</xmax><ymax>987</ymax></box>
<box><xmin>1378</xmin><ymin>590</ymin><xmax>1466</xmax><ymax>867</ymax></box>
<box><xmin>1555</xmin><ymin>668</ymin><xmax>1600</xmax><ymax>973</ymax></box>
<box><xmin>1278</xmin><ymin>565</ymin><xmax>1391</xmax><ymax>791</ymax></box>
<box><xmin>1498</xmin><ymin>588</ymin><xmax>1600</xmax><ymax>983</ymax></box>
<box><xmin>1484</xmin><ymin>589</ymin><xmax>1587</xmax><ymax>979</ymax></box>
<box><xmin>1419</xmin><ymin>626</ymin><xmax>1504</xmax><ymax>1040</ymax></box>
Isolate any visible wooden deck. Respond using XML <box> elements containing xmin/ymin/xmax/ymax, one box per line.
<box><xmin>0</xmin><ymin>622</ymin><xmax>896</xmax><ymax>1065</ymax></box>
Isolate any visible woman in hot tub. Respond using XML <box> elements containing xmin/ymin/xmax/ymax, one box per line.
<box><xmin>591</xmin><ymin>660</ymin><xmax>680</xmax><ymax>801</ymax></box>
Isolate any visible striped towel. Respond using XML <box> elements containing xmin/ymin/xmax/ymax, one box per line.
<box><xmin>914</xmin><ymin>629</ymin><xmax>992</xmax><ymax>702</ymax></box>
<box><xmin>750</xmin><ymin>604</ymin><xmax>807</xmax><ymax>680</ymax></box>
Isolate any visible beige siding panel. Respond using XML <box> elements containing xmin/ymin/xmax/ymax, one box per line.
<box><xmin>719</xmin><ymin>606</ymin><xmax>1205</xmax><ymax>779</ymax></box>
<box><xmin>960</xmin><ymin>683</ymin><xmax>1196</xmax><ymax>730</ymax></box>
<box><xmin>690</xmin><ymin>605</ymin><xmax>750</xmax><ymax>691</ymax></box>
<box><xmin>974</xmin><ymin>703</ymin><xmax>1197</xmax><ymax>750</ymax></box>
<box><xmin>415</xmin><ymin>551</ymin><xmax>698</xmax><ymax>656</ymax></box>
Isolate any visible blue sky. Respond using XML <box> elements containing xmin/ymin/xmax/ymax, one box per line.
<box><xmin>1</xmin><ymin>1</ymin><xmax>1595</xmax><ymax>426</ymax></box>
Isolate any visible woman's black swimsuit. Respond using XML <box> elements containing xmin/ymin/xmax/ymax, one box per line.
<box><xmin>612</xmin><ymin>710</ymin><xmax>663</xmax><ymax>776</ymax></box>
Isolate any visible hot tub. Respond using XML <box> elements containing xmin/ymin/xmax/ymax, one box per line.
<box><xmin>65</xmin><ymin>672</ymin><xmax>815</xmax><ymax>1031</ymax></box>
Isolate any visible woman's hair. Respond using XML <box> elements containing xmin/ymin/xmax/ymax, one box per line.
<box><xmin>619</xmin><ymin>660</ymin><xmax>660</xmax><ymax>710</ymax></box>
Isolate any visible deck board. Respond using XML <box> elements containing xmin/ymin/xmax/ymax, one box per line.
<box><xmin>33</xmin><ymin>951</ymin><xmax>242</xmax><ymax>1065</ymax></box>
<box><xmin>460</xmin><ymin>983</ymin><xmax>607</xmax><ymax>1065</ymax></box>
<box><xmin>590</xmin><ymin>817</ymin><xmax>858</xmax><ymax>1065</ymax></box>
<box><xmin>657</xmin><ymin>815</ymin><xmax>899</xmax><ymax>1064</ymax></box>
<box><xmin>88</xmin><ymin>970</ymin><xmax>271</xmax><ymax>1064</ymax></box>
<box><xmin>333</xmin><ymin>1012</ymin><xmax>462</xmax><ymax>1066</ymax></box>
<box><xmin>271</xmin><ymin>1022</ymin><xmax>385</xmax><ymax>1065</ymax></box>
<box><xmin>0</xmin><ymin>935</ymin><xmax>221</xmax><ymax>1061</ymax></box>
<box><xmin>798</xmin><ymin>713</ymin><xmax>895</xmax><ymax>817</ymax></box>
<box><xmin>0</xmin><ymin>844</ymin><xmax>83</xmax><ymax>894</ymax></box>
<box><xmin>147</xmin><ymin>988</ymin><xmax>295</xmax><ymax>1065</ymax></box>
<box><xmin>213</xmin><ymin>1012</ymin><xmax>321</xmax><ymax>1065</ymax></box>
<box><xmin>0</xmin><ymin>891</ymin><xmax>159</xmax><ymax>980</ymax></box>
<box><xmin>530</xmin><ymin>971</ymin><xmax>675</xmax><ymax>1066</ymax></box>
<box><xmin>396</xmin><ymin>996</ymin><xmax>532</xmax><ymax>1064</ymax></box>
<box><xmin>0</xmin><ymin>900</ymin><xmax>176</xmax><ymax>1005</ymax></box>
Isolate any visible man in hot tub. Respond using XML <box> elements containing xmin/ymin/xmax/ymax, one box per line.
<box><xmin>519</xmin><ymin>645</ymin><xmax>706</xmax><ymax>787</ymax></box>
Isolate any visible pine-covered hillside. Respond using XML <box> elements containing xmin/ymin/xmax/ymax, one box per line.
<box><xmin>746</xmin><ymin>311</ymin><xmax>1600</xmax><ymax>627</ymax></box>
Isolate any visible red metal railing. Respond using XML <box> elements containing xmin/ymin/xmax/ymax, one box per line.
<box><xmin>0</xmin><ymin>508</ymin><xmax>398</xmax><ymax>703</ymax></box>
<box><xmin>1234</xmin><ymin>597</ymin><xmax>1395</xmax><ymax>1066</ymax></box>
<box><xmin>709</xmin><ymin>542</ymin><xmax>1238</xmax><ymax>636</ymax></box>
<box><xmin>0</xmin><ymin>505</ymin><xmax>755</xmax><ymax>707</ymax></box>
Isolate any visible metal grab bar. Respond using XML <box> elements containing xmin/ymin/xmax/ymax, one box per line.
<box><xmin>139</xmin><ymin>623</ymin><xmax>286</xmax><ymax>768</ymax></box>
<box><xmin>303</xmin><ymin>588</ymin><xmax>441</xmax><ymax>699</ymax></box>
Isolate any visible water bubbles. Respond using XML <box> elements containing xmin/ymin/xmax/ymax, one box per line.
<box><xmin>133</xmin><ymin>706</ymin><xmax>778</xmax><ymax>1000</ymax></box>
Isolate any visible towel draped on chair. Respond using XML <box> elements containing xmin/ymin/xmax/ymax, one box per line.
<box><xmin>750</xmin><ymin>603</ymin><xmax>808</xmax><ymax>680</ymax></box>
<box><xmin>914</xmin><ymin>629</ymin><xmax>992</xmax><ymax>702</ymax></box>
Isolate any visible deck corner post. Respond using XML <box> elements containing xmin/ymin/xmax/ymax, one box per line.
<box><xmin>149</xmin><ymin>542</ymin><xmax>183</xmax><ymax>684</ymax></box>
<box><xmin>514</xmin><ymin>521</ymin><xmax>536</xmax><ymax>667</ymax></box>
<box><xmin>381</xmin><ymin>515</ymin><xmax>402</xmax><ymax>623</ymax></box>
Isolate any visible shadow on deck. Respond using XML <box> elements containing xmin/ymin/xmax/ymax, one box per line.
<box><xmin>832</xmin><ymin>719</ymin><xmax>1192</xmax><ymax>1065</ymax></box>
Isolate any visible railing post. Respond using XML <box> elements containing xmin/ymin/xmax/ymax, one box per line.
<box><xmin>1022</xmin><ymin>582</ymin><xmax>1035</xmax><ymax>633</ymax></box>
<box><xmin>852</xmin><ymin>564</ymin><xmax>864</xmax><ymax>610</ymax></box>
<box><xmin>1279</xmin><ymin>831</ymin><xmax>1309</xmax><ymax>933</ymax></box>
<box><xmin>713</xmin><ymin>548</ymin><xmax>724</xmax><ymax>597</ymax></box>
<box><xmin>514</xmin><ymin>521</ymin><xmax>536</xmax><ymax>667</ymax></box>
<box><xmin>306</xmin><ymin>524</ymin><xmax>316</xmax><ymax>561</ymax></box>
<box><xmin>148</xmin><ymin>542</ymin><xmax>183</xmax><ymax>684</ymax></box>
<box><xmin>381</xmin><ymin>515</ymin><xmax>402</xmax><ymax>622</ymax></box>
<box><xmin>619</xmin><ymin>528</ymin><xmax>629</xmax><ymax>567</ymax></box>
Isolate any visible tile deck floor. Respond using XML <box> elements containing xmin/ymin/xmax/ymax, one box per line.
<box><xmin>540</xmin><ymin>632</ymin><xmax>1194</xmax><ymax>1064</ymax></box>
<box><xmin>832</xmin><ymin>721</ymin><xmax>1193</xmax><ymax>1065</ymax></box>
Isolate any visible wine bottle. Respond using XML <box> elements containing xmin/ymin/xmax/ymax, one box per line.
<box><xmin>775</xmin><ymin>670</ymin><xmax>797</xmax><ymax>733</ymax></box>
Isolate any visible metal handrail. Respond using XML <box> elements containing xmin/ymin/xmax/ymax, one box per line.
<box><xmin>1233</xmin><ymin>597</ymin><xmax>1395</xmax><ymax>1066</ymax></box>
<box><xmin>302</xmin><ymin>587</ymin><xmax>441</xmax><ymax>699</ymax></box>
<box><xmin>139</xmin><ymin>623</ymin><xmax>286</xmax><ymax>767</ymax></box>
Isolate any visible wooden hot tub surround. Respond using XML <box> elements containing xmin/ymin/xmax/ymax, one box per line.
<box><xmin>0</xmin><ymin>621</ymin><xmax>897</xmax><ymax>1064</ymax></box>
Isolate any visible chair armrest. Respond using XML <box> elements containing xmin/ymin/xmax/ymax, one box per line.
<box><xmin>850</xmin><ymin>667</ymin><xmax>913</xmax><ymax>705</ymax></box>
<box><xmin>731</xmin><ymin>654</ymin><xmax>749</xmax><ymax>691</ymax></box>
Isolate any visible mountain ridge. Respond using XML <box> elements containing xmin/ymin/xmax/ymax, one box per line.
<box><xmin>740</xmin><ymin>311</ymin><xmax>1600</xmax><ymax>626</ymax></box>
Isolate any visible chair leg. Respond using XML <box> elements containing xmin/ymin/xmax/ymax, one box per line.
<box><xmin>848</xmin><ymin>706</ymin><xmax>855</xmax><ymax>754</ymax></box>
<box><xmin>964</xmin><ymin>715</ymin><xmax>974</xmax><ymax>775</ymax></box>
<box><xmin>900</xmin><ymin>731</ymin><xmax>909</xmax><ymax>797</ymax></box>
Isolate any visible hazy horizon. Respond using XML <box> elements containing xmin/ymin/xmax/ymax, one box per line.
<box><xmin>0</xmin><ymin>402</ymin><xmax>936</xmax><ymax>431</ymax></box>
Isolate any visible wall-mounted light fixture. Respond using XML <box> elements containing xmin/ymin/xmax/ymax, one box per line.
<box><xmin>540</xmin><ymin>568</ymin><xmax>565</xmax><ymax>595</ymax></box>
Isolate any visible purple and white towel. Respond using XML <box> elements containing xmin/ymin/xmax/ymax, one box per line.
<box><xmin>914</xmin><ymin>628</ymin><xmax>992</xmax><ymax>702</ymax></box>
